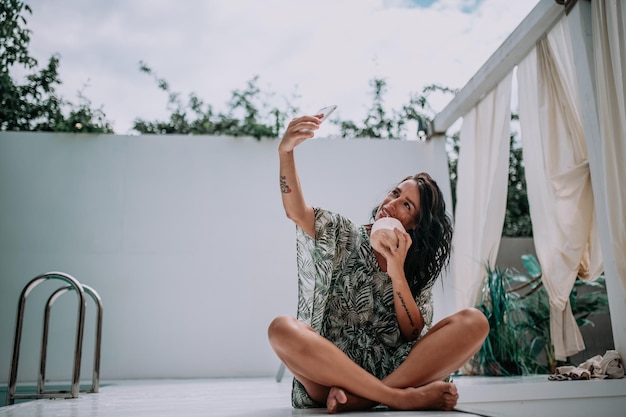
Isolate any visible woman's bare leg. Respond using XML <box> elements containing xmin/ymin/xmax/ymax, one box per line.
<box><xmin>268</xmin><ymin>316</ymin><xmax>394</xmax><ymax>407</ymax></box>
<box><xmin>322</xmin><ymin>308</ymin><xmax>489</xmax><ymax>413</ymax></box>
<box><xmin>268</xmin><ymin>315</ymin><xmax>463</xmax><ymax>412</ymax></box>
<box><xmin>385</xmin><ymin>308</ymin><xmax>489</xmax><ymax>387</ymax></box>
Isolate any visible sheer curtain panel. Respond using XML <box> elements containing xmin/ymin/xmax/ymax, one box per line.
<box><xmin>592</xmin><ymin>0</ymin><xmax>626</xmax><ymax>295</ymax></box>
<box><xmin>451</xmin><ymin>72</ymin><xmax>513</xmax><ymax>310</ymax></box>
<box><xmin>517</xmin><ymin>18</ymin><xmax>603</xmax><ymax>361</ymax></box>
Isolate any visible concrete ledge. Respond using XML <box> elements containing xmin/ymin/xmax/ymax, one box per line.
<box><xmin>455</xmin><ymin>375</ymin><xmax>626</xmax><ymax>417</ymax></box>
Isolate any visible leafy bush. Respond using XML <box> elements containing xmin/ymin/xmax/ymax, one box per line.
<box><xmin>0</xmin><ymin>0</ymin><xmax>112</xmax><ymax>132</ymax></box>
<box><xmin>132</xmin><ymin>63</ymin><xmax>294</xmax><ymax>139</ymax></box>
<box><xmin>469</xmin><ymin>254</ymin><xmax>609</xmax><ymax>375</ymax></box>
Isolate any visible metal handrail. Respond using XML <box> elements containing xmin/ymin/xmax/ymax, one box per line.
<box><xmin>38</xmin><ymin>284</ymin><xmax>103</xmax><ymax>395</ymax></box>
<box><xmin>5</xmin><ymin>272</ymin><xmax>89</xmax><ymax>405</ymax></box>
<box><xmin>82</xmin><ymin>285</ymin><xmax>103</xmax><ymax>394</ymax></box>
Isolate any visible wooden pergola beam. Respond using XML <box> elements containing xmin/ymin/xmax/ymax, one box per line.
<box><xmin>430</xmin><ymin>0</ymin><xmax>565</xmax><ymax>136</ymax></box>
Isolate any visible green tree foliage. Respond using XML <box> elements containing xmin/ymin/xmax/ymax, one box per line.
<box><xmin>334</xmin><ymin>78</ymin><xmax>400</xmax><ymax>139</ymax></box>
<box><xmin>332</xmin><ymin>80</ymin><xmax>443</xmax><ymax>145</ymax></box>
<box><xmin>132</xmin><ymin>62</ymin><xmax>296</xmax><ymax>139</ymax></box>
<box><xmin>333</xmin><ymin>78</ymin><xmax>454</xmax><ymax>140</ymax></box>
<box><xmin>446</xmin><ymin>130</ymin><xmax>460</xmax><ymax>211</ymax></box>
<box><xmin>0</xmin><ymin>0</ymin><xmax>112</xmax><ymax>132</ymax></box>
<box><xmin>504</xmin><ymin>117</ymin><xmax>533</xmax><ymax>237</ymax></box>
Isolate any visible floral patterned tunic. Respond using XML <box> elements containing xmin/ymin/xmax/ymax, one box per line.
<box><xmin>291</xmin><ymin>208</ymin><xmax>434</xmax><ymax>408</ymax></box>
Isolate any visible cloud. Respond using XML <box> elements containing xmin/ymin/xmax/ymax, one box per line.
<box><xmin>23</xmin><ymin>0</ymin><xmax>538</xmax><ymax>134</ymax></box>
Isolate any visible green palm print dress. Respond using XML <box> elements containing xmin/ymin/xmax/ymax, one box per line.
<box><xmin>291</xmin><ymin>208</ymin><xmax>434</xmax><ymax>408</ymax></box>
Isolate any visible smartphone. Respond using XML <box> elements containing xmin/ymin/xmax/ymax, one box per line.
<box><xmin>314</xmin><ymin>105</ymin><xmax>337</xmax><ymax>122</ymax></box>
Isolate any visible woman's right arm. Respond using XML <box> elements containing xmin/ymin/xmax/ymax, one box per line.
<box><xmin>278</xmin><ymin>115</ymin><xmax>321</xmax><ymax>238</ymax></box>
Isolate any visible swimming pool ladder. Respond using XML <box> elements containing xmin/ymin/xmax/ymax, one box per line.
<box><xmin>5</xmin><ymin>272</ymin><xmax>103</xmax><ymax>406</ymax></box>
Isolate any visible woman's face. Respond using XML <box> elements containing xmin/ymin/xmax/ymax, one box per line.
<box><xmin>375</xmin><ymin>179</ymin><xmax>420</xmax><ymax>230</ymax></box>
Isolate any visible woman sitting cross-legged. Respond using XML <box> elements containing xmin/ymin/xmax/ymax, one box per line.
<box><xmin>268</xmin><ymin>113</ymin><xmax>489</xmax><ymax>413</ymax></box>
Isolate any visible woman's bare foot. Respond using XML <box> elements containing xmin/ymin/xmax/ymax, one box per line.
<box><xmin>392</xmin><ymin>381</ymin><xmax>458</xmax><ymax>411</ymax></box>
<box><xmin>326</xmin><ymin>387</ymin><xmax>378</xmax><ymax>414</ymax></box>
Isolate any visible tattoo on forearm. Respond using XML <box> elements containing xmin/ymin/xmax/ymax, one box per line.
<box><xmin>280</xmin><ymin>175</ymin><xmax>292</xmax><ymax>194</ymax></box>
<box><xmin>396</xmin><ymin>291</ymin><xmax>415</xmax><ymax>327</ymax></box>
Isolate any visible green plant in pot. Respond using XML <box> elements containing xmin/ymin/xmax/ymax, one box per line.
<box><xmin>505</xmin><ymin>254</ymin><xmax>554</xmax><ymax>374</ymax></box>
<box><xmin>468</xmin><ymin>254</ymin><xmax>609</xmax><ymax>376</ymax></box>
<box><xmin>470</xmin><ymin>264</ymin><xmax>529</xmax><ymax>376</ymax></box>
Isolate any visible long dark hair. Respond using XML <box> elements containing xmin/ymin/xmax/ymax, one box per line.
<box><xmin>371</xmin><ymin>173</ymin><xmax>453</xmax><ymax>296</ymax></box>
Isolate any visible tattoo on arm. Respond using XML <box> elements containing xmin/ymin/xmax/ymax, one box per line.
<box><xmin>396</xmin><ymin>291</ymin><xmax>415</xmax><ymax>327</ymax></box>
<box><xmin>280</xmin><ymin>175</ymin><xmax>292</xmax><ymax>194</ymax></box>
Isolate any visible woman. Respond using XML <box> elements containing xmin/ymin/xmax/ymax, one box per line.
<box><xmin>268</xmin><ymin>113</ymin><xmax>489</xmax><ymax>413</ymax></box>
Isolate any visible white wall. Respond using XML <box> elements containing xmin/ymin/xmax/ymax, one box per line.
<box><xmin>0</xmin><ymin>132</ymin><xmax>452</xmax><ymax>383</ymax></box>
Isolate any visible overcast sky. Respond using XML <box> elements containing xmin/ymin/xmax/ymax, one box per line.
<box><xmin>22</xmin><ymin>0</ymin><xmax>539</xmax><ymax>135</ymax></box>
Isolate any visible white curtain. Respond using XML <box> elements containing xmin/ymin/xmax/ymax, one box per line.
<box><xmin>451</xmin><ymin>72</ymin><xmax>512</xmax><ymax>310</ymax></box>
<box><xmin>517</xmin><ymin>18</ymin><xmax>603</xmax><ymax>361</ymax></box>
<box><xmin>592</xmin><ymin>0</ymin><xmax>626</xmax><ymax>294</ymax></box>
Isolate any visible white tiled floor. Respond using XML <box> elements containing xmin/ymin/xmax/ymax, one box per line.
<box><xmin>1</xmin><ymin>377</ymin><xmax>482</xmax><ymax>417</ymax></box>
<box><xmin>2</xmin><ymin>375</ymin><xmax>626</xmax><ymax>417</ymax></box>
